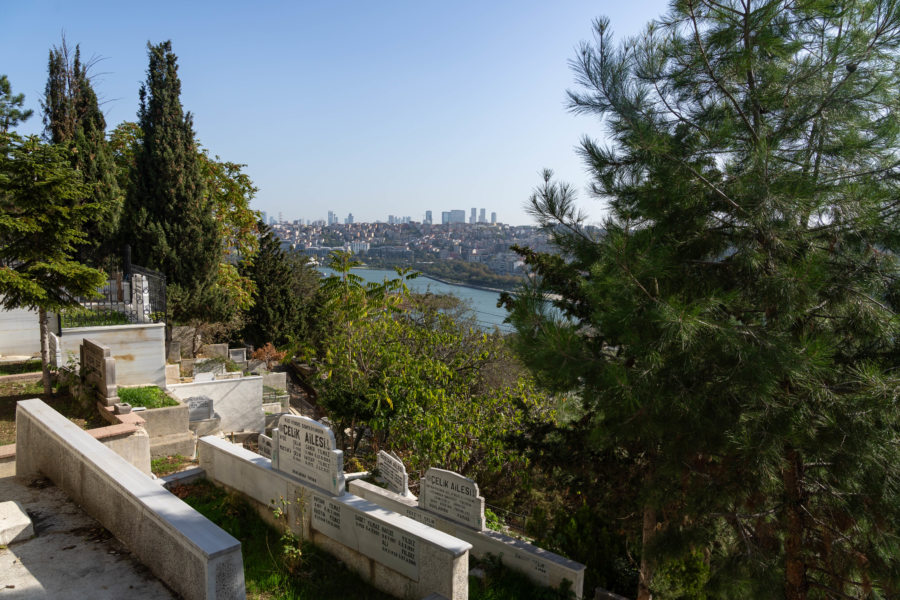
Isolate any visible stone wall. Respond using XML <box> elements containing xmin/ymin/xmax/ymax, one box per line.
<box><xmin>0</xmin><ymin>306</ymin><xmax>41</xmax><ymax>355</ymax></box>
<box><xmin>15</xmin><ymin>399</ymin><xmax>245</xmax><ymax>600</ymax></box>
<box><xmin>168</xmin><ymin>377</ymin><xmax>264</xmax><ymax>433</ymax></box>
<box><xmin>56</xmin><ymin>323</ymin><xmax>166</xmax><ymax>387</ymax></box>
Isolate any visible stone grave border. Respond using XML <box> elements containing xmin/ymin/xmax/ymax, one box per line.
<box><xmin>198</xmin><ymin>436</ymin><xmax>471</xmax><ymax>600</ymax></box>
<box><xmin>350</xmin><ymin>479</ymin><xmax>586</xmax><ymax>599</ymax></box>
<box><xmin>16</xmin><ymin>399</ymin><xmax>244</xmax><ymax>600</ymax></box>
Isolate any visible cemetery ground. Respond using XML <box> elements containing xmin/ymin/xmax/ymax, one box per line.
<box><xmin>0</xmin><ymin>371</ymin><xmax>106</xmax><ymax>446</ymax></box>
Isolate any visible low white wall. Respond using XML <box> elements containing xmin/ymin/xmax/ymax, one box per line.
<box><xmin>199</xmin><ymin>436</ymin><xmax>471</xmax><ymax>600</ymax></box>
<box><xmin>15</xmin><ymin>399</ymin><xmax>245</xmax><ymax>600</ymax></box>
<box><xmin>169</xmin><ymin>377</ymin><xmax>264</xmax><ymax>433</ymax></box>
<box><xmin>58</xmin><ymin>323</ymin><xmax>166</xmax><ymax>387</ymax></box>
<box><xmin>350</xmin><ymin>480</ymin><xmax>586</xmax><ymax>599</ymax></box>
<box><xmin>0</xmin><ymin>306</ymin><xmax>41</xmax><ymax>355</ymax></box>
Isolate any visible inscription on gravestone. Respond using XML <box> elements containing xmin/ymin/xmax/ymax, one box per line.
<box><xmin>311</xmin><ymin>494</ymin><xmax>419</xmax><ymax>580</ymax></box>
<box><xmin>419</xmin><ymin>467</ymin><xmax>485</xmax><ymax>530</ymax></box>
<box><xmin>186</xmin><ymin>396</ymin><xmax>213</xmax><ymax>421</ymax></box>
<box><xmin>377</xmin><ymin>450</ymin><xmax>411</xmax><ymax>497</ymax></box>
<box><xmin>257</xmin><ymin>433</ymin><xmax>273</xmax><ymax>459</ymax></box>
<box><xmin>273</xmin><ymin>415</ymin><xmax>345</xmax><ymax>495</ymax></box>
<box><xmin>80</xmin><ymin>338</ymin><xmax>118</xmax><ymax>406</ymax></box>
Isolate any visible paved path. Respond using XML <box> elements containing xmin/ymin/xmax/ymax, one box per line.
<box><xmin>0</xmin><ymin>476</ymin><xmax>176</xmax><ymax>600</ymax></box>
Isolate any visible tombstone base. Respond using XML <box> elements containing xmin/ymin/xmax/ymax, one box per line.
<box><xmin>99</xmin><ymin>394</ymin><xmax>120</xmax><ymax>408</ymax></box>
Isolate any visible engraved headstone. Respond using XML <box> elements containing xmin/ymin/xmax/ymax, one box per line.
<box><xmin>273</xmin><ymin>415</ymin><xmax>345</xmax><ymax>495</ymax></box>
<box><xmin>186</xmin><ymin>396</ymin><xmax>214</xmax><ymax>421</ymax></box>
<box><xmin>310</xmin><ymin>493</ymin><xmax>419</xmax><ymax>580</ymax></box>
<box><xmin>377</xmin><ymin>450</ymin><xmax>411</xmax><ymax>497</ymax></box>
<box><xmin>257</xmin><ymin>433</ymin><xmax>273</xmax><ymax>459</ymax></box>
<box><xmin>418</xmin><ymin>467</ymin><xmax>485</xmax><ymax>530</ymax></box>
<box><xmin>228</xmin><ymin>348</ymin><xmax>246</xmax><ymax>363</ymax></box>
<box><xmin>80</xmin><ymin>338</ymin><xmax>118</xmax><ymax>406</ymax></box>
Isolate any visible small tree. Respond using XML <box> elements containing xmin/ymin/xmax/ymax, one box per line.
<box><xmin>0</xmin><ymin>133</ymin><xmax>106</xmax><ymax>393</ymax></box>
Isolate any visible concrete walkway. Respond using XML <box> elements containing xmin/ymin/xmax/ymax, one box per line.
<box><xmin>0</xmin><ymin>476</ymin><xmax>176</xmax><ymax>600</ymax></box>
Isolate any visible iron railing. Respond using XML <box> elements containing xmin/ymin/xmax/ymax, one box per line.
<box><xmin>60</xmin><ymin>265</ymin><xmax>167</xmax><ymax>328</ymax></box>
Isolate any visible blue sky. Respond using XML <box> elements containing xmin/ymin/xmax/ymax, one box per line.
<box><xmin>2</xmin><ymin>1</ymin><xmax>670</xmax><ymax>225</ymax></box>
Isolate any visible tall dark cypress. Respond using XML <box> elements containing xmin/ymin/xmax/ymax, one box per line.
<box><xmin>42</xmin><ymin>40</ymin><xmax>121</xmax><ymax>265</ymax></box>
<box><xmin>122</xmin><ymin>40</ymin><xmax>220</xmax><ymax>321</ymax></box>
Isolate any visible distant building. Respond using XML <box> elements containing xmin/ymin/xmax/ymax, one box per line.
<box><xmin>470</xmin><ymin>208</ymin><xmax>477</xmax><ymax>224</ymax></box>
<box><xmin>491</xmin><ymin>211</ymin><xmax>497</xmax><ymax>225</ymax></box>
<box><xmin>260</xmin><ymin>211</ymin><xmax>267</xmax><ymax>225</ymax></box>
<box><xmin>442</xmin><ymin>211</ymin><xmax>451</xmax><ymax>225</ymax></box>
<box><xmin>425</xmin><ymin>210</ymin><xmax>432</xmax><ymax>224</ymax></box>
<box><xmin>450</xmin><ymin>209</ymin><xmax>466</xmax><ymax>224</ymax></box>
<box><xmin>345</xmin><ymin>213</ymin><xmax>354</xmax><ymax>225</ymax></box>
<box><xmin>479</xmin><ymin>208</ymin><xmax>486</xmax><ymax>223</ymax></box>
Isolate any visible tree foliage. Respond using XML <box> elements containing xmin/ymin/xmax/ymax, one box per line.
<box><xmin>503</xmin><ymin>2</ymin><xmax>900</xmax><ymax>598</ymax></box>
<box><xmin>0</xmin><ymin>133</ymin><xmax>106</xmax><ymax>391</ymax></box>
<box><xmin>315</xmin><ymin>251</ymin><xmax>552</xmax><ymax>481</ymax></box>
<box><xmin>121</xmin><ymin>40</ymin><xmax>220</xmax><ymax>322</ymax></box>
<box><xmin>240</xmin><ymin>222</ymin><xmax>318</xmax><ymax>348</ymax></box>
<box><xmin>0</xmin><ymin>75</ymin><xmax>33</xmax><ymax>133</ymax></box>
<box><xmin>42</xmin><ymin>38</ymin><xmax>122</xmax><ymax>265</ymax></box>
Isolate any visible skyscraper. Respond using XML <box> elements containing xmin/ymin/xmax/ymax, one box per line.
<box><xmin>470</xmin><ymin>208</ymin><xmax>477</xmax><ymax>224</ymax></box>
<box><xmin>491</xmin><ymin>212</ymin><xmax>497</xmax><ymax>225</ymax></box>
<box><xmin>442</xmin><ymin>211</ymin><xmax>451</xmax><ymax>225</ymax></box>
<box><xmin>479</xmin><ymin>208</ymin><xmax>486</xmax><ymax>223</ymax></box>
<box><xmin>425</xmin><ymin>210</ymin><xmax>432</xmax><ymax>224</ymax></box>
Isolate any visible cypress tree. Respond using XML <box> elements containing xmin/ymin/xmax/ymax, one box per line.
<box><xmin>122</xmin><ymin>40</ymin><xmax>220</xmax><ymax>321</ymax></box>
<box><xmin>42</xmin><ymin>40</ymin><xmax>121</xmax><ymax>265</ymax></box>
<box><xmin>239</xmin><ymin>222</ymin><xmax>319</xmax><ymax>348</ymax></box>
<box><xmin>504</xmin><ymin>2</ymin><xmax>900</xmax><ymax>598</ymax></box>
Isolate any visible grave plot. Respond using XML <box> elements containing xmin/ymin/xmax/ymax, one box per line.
<box><xmin>350</xmin><ymin>459</ymin><xmax>587</xmax><ymax>598</ymax></box>
<box><xmin>197</xmin><ymin>414</ymin><xmax>472</xmax><ymax>600</ymax></box>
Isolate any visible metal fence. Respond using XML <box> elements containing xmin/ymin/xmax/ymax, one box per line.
<box><xmin>60</xmin><ymin>265</ymin><xmax>167</xmax><ymax>328</ymax></box>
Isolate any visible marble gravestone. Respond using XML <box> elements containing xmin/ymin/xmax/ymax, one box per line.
<box><xmin>186</xmin><ymin>396</ymin><xmax>214</xmax><ymax>421</ymax></box>
<box><xmin>272</xmin><ymin>415</ymin><xmax>345</xmax><ymax>495</ymax></box>
<box><xmin>419</xmin><ymin>468</ymin><xmax>485</xmax><ymax>530</ymax></box>
<box><xmin>377</xmin><ymin>450</ymin><xmax>412</xmax><ymax>497</ymax></box>
<box><xmin>257</xmin><ymin>433</ymin><xmax>274</xmax><ymax>459</ymax></box>
<box><xmin>80</xmin><ymin>338</ymin><xmax>118</xmax><ymax>406</ymax></box>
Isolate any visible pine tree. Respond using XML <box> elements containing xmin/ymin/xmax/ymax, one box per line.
<box><xmin>0</xmin><ymin>75</ymin><xmax>33</xmax><ymax>132</ymax></box>
<box><xmin>504</xmin><ymin>2</ymin><xmax>900</xmax><ymax>598</ymax></box>
<box><xmin>0</xmin><ymin>133</ymin><xmax>106</xmax><ymax>393</ymax></box>
<box><xmin>42</xmin><ymin>39</ymin><xmax>122</xmax><ymax>265</ymax></box>
<box><xmin>122</xmin><ymin>40</ymin><xmax>219</xmax><ymax>321</ymax></box>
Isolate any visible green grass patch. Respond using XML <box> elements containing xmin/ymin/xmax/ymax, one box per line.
<box><xmin>172</xmin><ymin>479</ymin><xmax>396</xmax><ymax>599</ymax></box>
<box><xmin>0</xmin><ymin>360</ymin><xmax>42</xmax><ymax>376</ymax></box>
<box><xmin>151</xmin><ymin>454</ymin><xmax>194</xmax><ymax>476</ymax></box>
<box><xmin>118</xmin><ymin>386</ymin><xmax>179</xmax><ymax>409</ymax></box>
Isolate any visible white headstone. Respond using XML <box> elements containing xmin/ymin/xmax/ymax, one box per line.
<box><xmin>193</xmin><ymin>371</ymin><xmax>215</xmax><ymax>382</ymax></box>
<box><xmin>377</xmin><ymin>450</ymin><xmax>411</xmax><ymax>497</ymax></box>
<box><xmin>273</xmin><ymin>415</ymin><xmax>345</xmax><ymax>495</ymax></box>
<box><xmin>186</xmin><ymin>396</ymin><xmax>214</xmax><ymax>421</ymax></box>
<box><xmin>310</xmin><ymin>493</ymin><xmax>419</xmax><ymax>580</ymax></box>
<box><xmin>80</xmin><ymin>338</ymin><xmax>118</xmax><ymax>406</ymax></box>
<box><xmin>258</xmin><ymin>433</ymin><xmax>273</xmax><ymax>459</ymax></box>
<box><xmin>418</xmin><ymin>467</ymin><xmax>485</xmax><ymax>530</ymax></box>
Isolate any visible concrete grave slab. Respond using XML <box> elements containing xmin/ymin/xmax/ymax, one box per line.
<box><xmin>0</xmin><ymin>499</ymin><xmax>34</xmax><ymax>544</ymax></box>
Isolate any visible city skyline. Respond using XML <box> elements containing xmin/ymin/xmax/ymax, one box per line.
<box><xmin>1</xmin><ymin>0</ymin><xmax>669</xmax><ymax>225</ymax></box>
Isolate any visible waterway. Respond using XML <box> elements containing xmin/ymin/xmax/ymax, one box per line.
<box><xmin>318</xmin><ymin>267</ymin><xmax>512</xmax><ymax>331</ymax></box>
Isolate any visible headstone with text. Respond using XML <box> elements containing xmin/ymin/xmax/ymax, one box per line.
<box><xmin>186</xmin><ymin>396</ymin><xmax>214</xmax><ymax>421</ymax></box>
<box><xmin>272</xmin><ymin>414</ymin><xmax>345</xmax><ymax>495</ymax></box>
<box><xmin>418</xmin><ymin>468</ymin><xmax>485</xmax><ymax>530</ymax></box>
<box><xmin>311</xmin><ymin>492</ymin><xmax>419</xmax><ymax>580</ymax></box>
<box><xmin>258</xmin><ymin>433</ymin><xmax>273</xmax><ymax>459</ymax></box>
<box><xmin>80</xmin><ymin>338</ymin><xmax>118</xmax><ymax>406</ymax></box>
<box><xmin>377</xmin><ymin>450</ymin><xmax>411</xmax><ymax>497</ymax></box>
